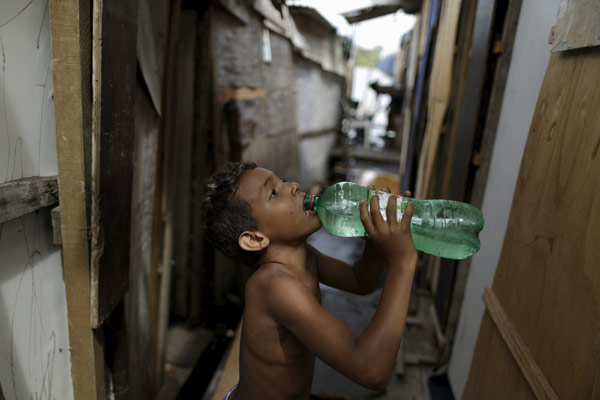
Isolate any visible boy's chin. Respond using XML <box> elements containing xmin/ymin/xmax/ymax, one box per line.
<box><xmin>306</xmin><ymin>218</ymin><xmax>323</xmax><ymax>234</ymax></box>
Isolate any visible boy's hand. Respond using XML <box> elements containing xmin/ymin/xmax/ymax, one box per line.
<box><xmin>359</xmin><ymin>188</ymin><xmax>416</xmax><ymax>264</ymax></box>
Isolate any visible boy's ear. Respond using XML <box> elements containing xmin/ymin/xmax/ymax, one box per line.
<box><xmin>238</xmin><ymin>230</ymin><xmax>270</xmax><ymax>252</ymax></box>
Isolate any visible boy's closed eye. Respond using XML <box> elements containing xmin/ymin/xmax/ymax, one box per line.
<box><xmin>269</xmin><ymin>179</ymin><xmax>286</xmax><ymax>199</ymax></box>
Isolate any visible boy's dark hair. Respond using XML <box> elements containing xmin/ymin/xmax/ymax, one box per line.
<box><xmin>202</xmin><ymin>161</ymin><xmax>260</xmax><ymax>267</ymax></box>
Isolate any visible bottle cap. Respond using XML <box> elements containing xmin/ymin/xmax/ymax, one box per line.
<box><xmin>304</xmin><ymin>195</ymin><xmax>316</xmax><ymax>211</ymax></box>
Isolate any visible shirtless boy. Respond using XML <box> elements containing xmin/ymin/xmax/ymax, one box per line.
<box><xmin>202</xmin><ymin>162</ymin><xmax>417</xmax><ymax>400</ymax></box>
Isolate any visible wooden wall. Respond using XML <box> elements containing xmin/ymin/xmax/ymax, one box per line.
<box><xmin>464</xmin><ymin>48</ymin><xmax>600</xmax><ymax>399</ymax></box>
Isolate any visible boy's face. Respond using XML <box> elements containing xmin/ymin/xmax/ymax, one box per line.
<box><xmin>236</xmin><ymin>168</ymin><xmax>322</xmax><ymax>243</ymax></box>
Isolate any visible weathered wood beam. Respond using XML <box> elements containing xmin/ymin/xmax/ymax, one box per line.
<box><xmin>49</xmin><ymin>0</ymin><xmax>105</xmax><ymax>397</ymax></box>
<box><xmin>0</xmin><ymin>176</ymin><xmax>58</xmax><ymax>224</ymax></box>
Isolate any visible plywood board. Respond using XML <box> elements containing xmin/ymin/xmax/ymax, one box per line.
<box><xmin>551</xmin><ymin>0</ymin><xmax>600</xmax><ymax>52</ymax></box>
<box><xmin>483</xmin><ymin>289</ymin><xmax>558</xmax><ymax>400</ymax></box>
<box><xmin>464</xmin><ymin>49</ymin><xmax>600</xmax><ymax>399</ymax></box>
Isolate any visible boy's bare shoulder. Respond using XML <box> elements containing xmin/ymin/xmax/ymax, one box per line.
<box><xmin>246</xmin><ymin>264</ymin><xmax>314</xmax><ymax>311</ymax></box>
<box><xmin>247</xmin><ymin>263</ymin><xmax>301</xmax><ymax>292</ymax></box>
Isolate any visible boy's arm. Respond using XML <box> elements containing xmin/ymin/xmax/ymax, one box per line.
<box><xmin>308</xmin><ymin>238</ymin><xmax>386</xmax><ymax>295</ymax></box>
<box><xmin>266</xmin><ymin>195</ymin><xmax>416</xmax><ymax>390</ymax></box>
<box><xmin>314</xmin><ymin>188</ymin><xmax>411</xmax><ymax>295</ymax></box>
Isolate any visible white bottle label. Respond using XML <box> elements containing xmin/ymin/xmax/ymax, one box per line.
<box><xmin>368</xmin><ymin>190</ymin><xmax>405</xmax><ymax>222</ymax></box>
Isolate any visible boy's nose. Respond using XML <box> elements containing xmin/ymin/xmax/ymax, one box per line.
<box><xmin>290</xmin><ymin>182</ymin><xmax>300</xmax><ymax>195</ymax></box>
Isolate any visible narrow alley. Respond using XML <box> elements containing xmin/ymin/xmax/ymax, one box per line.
<box><xmin>1</xmin><ymin>0</ymin><xmax>599</xmax><ymax>399</ymax></box>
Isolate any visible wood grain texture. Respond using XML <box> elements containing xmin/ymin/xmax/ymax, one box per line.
<box><xmin>48</xmin><ymin>0</ymin><xmax>104</xmax><ymax>398</ymax></box>
<box><xmin>483</xmin><ymin>288</ymin><xmax>558</xmax><ymax>400</ymax></box>
<box><xmin>0</xmin><ymin>176</ymin><xmax>58</xmax><ymax>224</ymax></box>
<box><xmin>465</xmin><ymin>49</ymin><xmax>600</xmax><ymax>399</ymax></box>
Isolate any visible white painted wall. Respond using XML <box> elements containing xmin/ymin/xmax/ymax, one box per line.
<box><xmin>448</xmin><ymin>1</ymin><xmax>562</xmax><ymax>397</ymax></box>
<box><xmin>0</xmin><ymin>0</ymin><xmax>74</xmax><ymax>399</ymax></box>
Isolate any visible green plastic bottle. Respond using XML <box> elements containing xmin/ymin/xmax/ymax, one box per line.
<box><xmin>304</xmin><ymin>182</ymin><xmax>484</xmax><ymax>260</ymax></box>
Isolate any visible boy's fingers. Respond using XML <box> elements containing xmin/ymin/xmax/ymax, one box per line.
<box><xmin>386</xmin><ymin>195</ymin><xmax>397</xmax><ymax>224</ymax></box>
<box><xmin>401</xmin><ymin>202</ymin><xmax>414</xmax><ymax>230</ymax></box>
<box><xmin>381</xmin><ymin>186</ymin><xmax>391</xmax><ymax>193</ymax></box>
<box><xmin>360</xmin><ymin>200</ymin><xmax>375</xmax><ymax>235</ymax></box>
<box><xmin>369</xmin><ymin>194</ymin><xmax>385</xmax><ymax>227</ymax></box>
<box><xmin>402</xmin><ymin>190</ymin><xmax>412</xmax><ymax>198</ymax></box>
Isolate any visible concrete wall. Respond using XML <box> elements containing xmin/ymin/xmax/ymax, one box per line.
<box><xmin>214</xmin><ymin>8</ymin><xmax>299</xmax><ymax>182</ymax></box>
<box><xmin>0</xmin><ymin>0</ymin><xmax>74</xmax><ymax>398</ymax></box>
<box><xmin>214</xmin><ymin>6</ymin><xmax>346</xmax><ymax>189</ymax></box>
<box><xmin>295</xmin><ymin>55</ymin><xmax>343</xmax><ymax>188</ymax></box>
<box><xmin>292</xmin><ymin>12</ymin><xmax>345</xmax><ymax>189</ymax></box>
<box><xmin>448</xmin><ymin>1</ymin><xmax>562</xmax><ymax>397</ymax></box>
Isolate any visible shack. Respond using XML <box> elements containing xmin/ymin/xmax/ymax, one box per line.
<box><xmin>0</xmin><ymin>0</ymin><xmax>599</xmax><ymax>399</ymax></box>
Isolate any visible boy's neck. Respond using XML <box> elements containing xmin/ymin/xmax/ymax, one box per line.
<box><xmin>258</xmin><ymin>242</ymin><xmax>308</xmax><ymax>275</ymax></box>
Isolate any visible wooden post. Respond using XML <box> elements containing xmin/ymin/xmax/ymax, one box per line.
<box><xmin>49</xmin><ymin>0</ymin><xmax>105</xmax><ymax>398</ymax></box>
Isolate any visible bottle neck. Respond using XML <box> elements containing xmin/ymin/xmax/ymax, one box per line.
<box><xmin>304</xmin><ymin>195</ymin><xmax>319</xmax><ymax>211</ymax></box>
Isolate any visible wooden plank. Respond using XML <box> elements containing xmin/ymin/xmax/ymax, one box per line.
<box><xmin>465</xmin><ymin>49</ymin><xmax>600</xmax><ymax>399</ymax></box>
<box><xmin>483</xmin><ymin>288</ymin><xmax>558</xmax><ymax>400</ymax></box>
<box><xmin>441</xmin><ymin>0</ymin><xmax>496</xmax><ymax>201</ymax></box>
<box><xmin>90</xmin><ymin>0</ymin><xmax>138</xmax><ymax>329</ymax></box>
<box><xmin>396</xmin><ymin>339</ymin><xmax>405</xmax><ymax>376</ymax></box>
<box><xmin>551</xmin><ymin>0</ymin><xmax>600</xmax><ymax>52</ymax></box>
<box><xmin>209</xmin><ymin>8</ymin><xmax>229</xmax><ymax>170</ymax></box>
<box><xmin>429</xmin><ymin>303</ymin><xmax>447</xmax><ymax>350</ymax></box>
<box><xmin>149</xmin><ymin>0</ymin><xmax>181</xmax><ymax>392</ymax></box>
<box><xmin>171</xmin><ymin>10</ymin><xmax>197</xmax><ymax>318</ymax></box>
<box><xmin>414</xmin><ymin>0</ymin><xmax>462</xmax><ymax>199</ymax></box>
<box><xmin>444</xmin><ymin>0</ymin><xmax>524</xmax><ymax>363</ymax></box>
<box><xmin>399</xmin><ymin>17</ymin><xmax>420</xmax><ymax>182</ymax></box>
<box><xmin>189</xmin><ymin>6</ymin><xmax>213</xmax><ymax>324</ymax></box>
<box><xmin>128</xmin><ymin>80</ymin><xmax>159</xmax><ymax>400</ymax></box>
<box><xmin>471</xmin><ymin>0</ymin><xmax>524</xmax><ymax>208</ymax></box>
<box><xmin>48</xmin><ymin>0</ymin><xmax>104</xmax><ymax>398</ymax></box>
<box><xmin>402</xmin><ymin>0</ymin><xmax>440</xmax><ymax>192</ymax></box>
<box><xmin>0</xmin><ymin>176</ymin><xmax>58</xmax><ymax>224</ymax></box>
<box><xmin>430</xmin><ymin>0</ymin><xmax>495</xmax><ymax>336</ymax></box>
